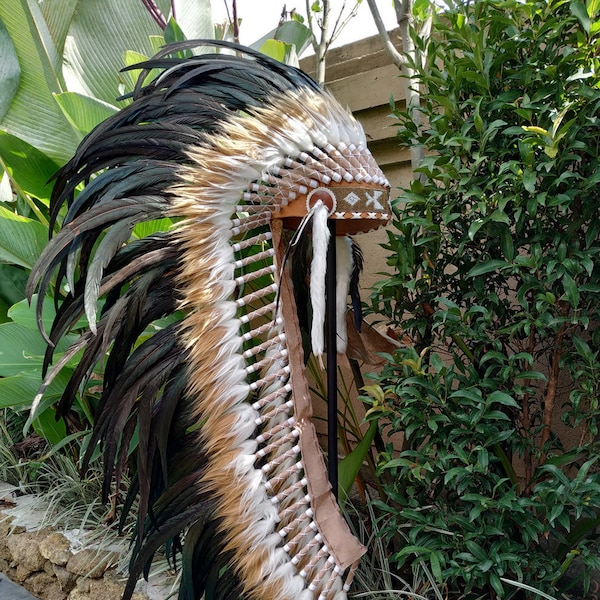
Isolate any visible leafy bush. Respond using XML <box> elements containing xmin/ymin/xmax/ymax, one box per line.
<box><xmin>368</xmin><ymin>0</ymin><xmax>600</xmax><ymax>597</ymax></box>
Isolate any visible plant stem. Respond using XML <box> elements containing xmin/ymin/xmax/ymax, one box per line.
<box><xmin>541</xmin><ymin>322</ymin><xmax>567</xmax><ymax>450</ymax></box>
<box><xmin>140</xmin><ymin>0</ymin><xmax>167</xmax><ymax>30</ymax></box>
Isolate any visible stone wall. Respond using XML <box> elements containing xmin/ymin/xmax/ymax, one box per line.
<box><xmin>0</xmin><ymin>483</ymin><xmax>171</xmax><ymax>600</ymax></box>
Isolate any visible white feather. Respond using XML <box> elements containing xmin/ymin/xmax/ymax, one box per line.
<box><xmin>310</xmin><ymin>202</ymin><xmax>330</xmax><ymax>365</ymax></box>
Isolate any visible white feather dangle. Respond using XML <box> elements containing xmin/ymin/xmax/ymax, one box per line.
<box><xmin>335</xmin><ymin>237</ymin><xmax>353</xmax><ymax>354</ymax></box>
<box><xmin>310</xmin><ymin>201</ymin><xmax>330</xmax><ymax>367</ymax></box>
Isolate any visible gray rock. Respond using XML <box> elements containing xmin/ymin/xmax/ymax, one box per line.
<box><xmin>0</xmin><ymin>572</ymin><xmax>38</xmax><ymax>599</ymax></box>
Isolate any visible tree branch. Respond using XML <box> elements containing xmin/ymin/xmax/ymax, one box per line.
<box><xmin>365</xmin><ymin>0</ymin><xmax>406</xmax><ymax>69</ymax></box>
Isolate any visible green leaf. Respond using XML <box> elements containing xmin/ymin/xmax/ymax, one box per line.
<box><xmin>0</xmin><ymin>204</ymin><xmax>48</xmax><ymax>268</ymax></box>
<box><xmin>467</xmin><ymin>259</ymin><xmax>509</xmax><ymax>278</ymax></box>
<box><xmin>0</xmin><ymin>369</ymin><xmax>71</xmax><ymax>409</ymax></box>
<box><xmin>429</xmin><ymin>552</ymin><xmax>443</xmax><ymax>582</ymax></box>
<box><xmin>489</xmin><ymin>210</ymin><xmax>510</xmax><ymax>224</ymax></box>
<box><xmin>0</xmin><ymin>0</ymin><xmax>80</xmax><ymax>163</ymax></box>
<box><xmin>259</xmin><ymin>39</ymin><xmax>297</xmax><ymax>65</ymax></box>
<box><xmin>62</xmin><ymin>0</ymin><xmax>169</xmax><ymax>104</ymax></box>
<box><xmin>522</xmin><ymin>168</ymin><xmax>536</xmax><ymax>193</ymax></box>
<box><xmin>468</xmin><ymin>218</ymin><xmax>485</xmax><ymax>240</ymax></box>
<box><xmin>0</xmin><ymin>263</ymin><xmax>28</xmax><ymax>306</ymax></box>
<box><xmin>8</xmin><ymin>295</ymin><xmax>57</xmax><ymax>332</ymax></box>
<box><xmin>0</xmin><ymin>322</ymin><xmax>49</xmax><ymax>376</ymax></box>
<box><xmin>562</xmin><ymin>272</ymin><xmax>579</xmax><ymax>308</ymax></box>
<box><xmin>133</xmin><ymin>217</ymin><xmax>175</xmax><ymax>239</ymax></box>
<box><xmin>571</xmin><ymin>0</ymin><xmax>591</xmax><ymax>32</ymax></box>
<box><xmin>32</xmin><ymin>406</ymin><xmax>66</xmax><ymax>445</ymax></box>
<box><xmin>588</xmin><ymin>0</ymin><xmax>600</xmax><ymax>16</ymax></box>
<box><xmin>489</xmin><ymin>573</ymin><xmax>504</xmax><ymax>597</ymax></box>
<box><xmin>0</xmin><ymin>321</ymin><xmax>77</xmax><ymax>377</ymax></box>
<box><xmin>8</xmin><ymin>295</ymin><xmax>94</xmax><ymax>333</ymax></box>
<box><xmin>338</xmin><ymin>420</ymin><xmax>378</xmax><ymax>504</ymax></box>
<box><xmin>0</xmin><ymin>130</ymin><xmax>60</xmax><ymax>202</ymax></box>
<box><xmin>53</xmin><ymin>92</ymin><xmax>118</xmax><ymax>137</ymax></box>
<box><xmin>0</xmin><ymin>18</ymin><xmax>20</xmax><ymax>122</ymax></box>
<box><xmin>164</xmin><ymin>16</ymin><xmax>188</xmax><ymax>45</ymax></box>
<box><xmin>488</xmin><ymin>390</ymin><xmax>519</xmax><ymax>408</ymax></box>
<box><xmin>251</xmin><ymin>20</ymin><xmax>314</xmax><ymax>59</ymax></box>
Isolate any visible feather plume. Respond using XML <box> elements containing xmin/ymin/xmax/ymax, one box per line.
<box><xmin>28</xmin><ymin>39</ymin><xmax>390</xmax><ymax>600</ymax></box>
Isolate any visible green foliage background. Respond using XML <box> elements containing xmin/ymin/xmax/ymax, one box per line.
<box><xmin>368</xmin><ymin>0</ymin><xmax>600</xmax><ymax>597</ymax></box>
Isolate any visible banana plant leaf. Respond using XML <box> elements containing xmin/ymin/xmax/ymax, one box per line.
<box><xmin>0</xmin><ymin>18</ymin><xmax>20</xmax><ymax>122</ymax></box>
<box><xmin>0</xmin><ymin>0</ymin><xmax>80</xmax><ymax>163</ymax></box>
<box><xmin>0</xmin><ymin>204</ymin><xmax>48</xmax><ymax>269</ymax></box>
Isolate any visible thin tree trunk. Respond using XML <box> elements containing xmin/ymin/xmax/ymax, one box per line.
<box><xmin>366</xmin><ymin>0</ymin><xmax>425</xmax><ymax>173</ymax></box>
<box><xmin>307</xmin><ymin>0</ymin><xmax>330</xmax><ymax>86</ymax></box>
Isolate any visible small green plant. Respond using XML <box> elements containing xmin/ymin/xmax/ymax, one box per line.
<box><xmin>368</xmin><ymin>0</ymin><xmax>600</xmax><ymax>597</ymax></box>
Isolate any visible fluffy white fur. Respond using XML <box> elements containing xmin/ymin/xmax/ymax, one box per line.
<box><xmin>310</xmin><ymin>201</ymin><xmax>331</xmax><ymax>365</ymax></box>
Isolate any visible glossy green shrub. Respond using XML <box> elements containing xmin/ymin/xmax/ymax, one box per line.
<box><xmin>368</xmin><ymin>0</ymin><xmax>600</xmax><ymax>597</ymax></box>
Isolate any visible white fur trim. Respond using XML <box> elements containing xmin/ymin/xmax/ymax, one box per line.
<box><xmin>310</xmin><ymin>201</ymin><xmax>330</xmax><ymax>363</ymax></box>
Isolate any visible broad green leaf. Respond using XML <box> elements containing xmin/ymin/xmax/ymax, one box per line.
<box><xmin>0</xmin><ymin>0</ymin><xmax>80</xmax><ymax>163</ymax></box>
<box><xmin>467</xmin><ymin>259</ymin><xmax>509</xmax><ymax>278</ymax></box>
<box><xmin>54</xmin><ymin>91</ymin><xmax>118</xmax><ymax>137</ymax></box>
<box><xmin>9</xmin><ymin>295</ymin><xmax>56</xmax><ymax>332</ymax></box>
<box><xmin>0</xmin><ymin>322</ymin><xmax>73</xmax><ymax>376</ymax></box>
<box><xmin>0</xmin><ymin>19</ymin><xmax>20</xmax><ymax>122</ymax></box>
<box><xmin>9</xmin><ymin>295</ymin><xmax>93</xmax><ymax>333</ymax></box>
<box><xmin>0</xmin><ymin>263</ymin><xmax>28</xmax><ymax>306</ymax></box>
<box><xmin>37</xmin><ymin>0</ymin><xmax>78</xmax><ymax>57</ymax></box>
<box><xmin>489</xmin><ymin>210</ymin><xmax>510</xmax><ymax>224</ymax></box>
<box><xmin>133</xmin><ymin>218</ymin><xmax>175</xmax><ymax>239</ymax></box>
<box><xmin>429</xmin><ymin>552</ymin><xmax>443</xmax><ymax>582</ymax></box>
<box><xmin>338</xmin><ymin>420</ymin><xmax>378</xmax><ymax>504</ymax></box>
<box><xmin>62</xmin><ymin>0</ymin><xmax>172</xmax><ymax>104</ymax></box>
<box><xmin>0</xmin><ymin>130</ymin><xmax>60</xmax><ymax>202</ymax></box>
<box><xmin>468</xmin><ymin>218</ymin><xmax>485</xmax><ymax>240</ymax></box>
<box><xmin>122</xmin><ymin>50</ymin><xmax>155</xmax><ymax>90</ymax></box>
<box><xmin>0</xmin><ymin>204</ymin><xmax>48</xmax><ymax>269</ymax></box>
<box><xmin>172</xmin><ymin>0</ymin><xmax>213</xmax><ymax>41</ymax></box>
<box><xmin>0</xmin><ymin>369</ymin><xmax>71</xmax><ymax>409</ymax></box>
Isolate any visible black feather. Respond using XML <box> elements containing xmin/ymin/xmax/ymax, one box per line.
<box><xmin>350</xmin><ymin>237</ymin><xmax>364</xmax><ymax>332</ymax></box>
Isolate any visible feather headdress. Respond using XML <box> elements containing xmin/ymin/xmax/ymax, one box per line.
<box><xmin>27</xmin><ymin>40</ymin><xmax>390</xmax><ymax>600</ymax></box>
